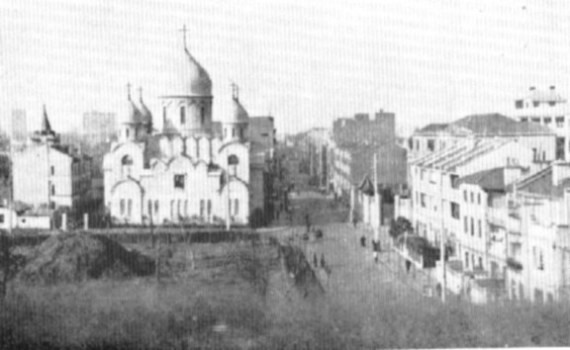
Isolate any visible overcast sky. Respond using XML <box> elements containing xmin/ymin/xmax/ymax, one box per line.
<box><xmin>1</xmin><ymin>0</ymin><xmax>570</xmax><ymax>136</ymax></box>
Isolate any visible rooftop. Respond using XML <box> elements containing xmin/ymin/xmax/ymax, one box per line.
<box><xmin>415</xmin><ymin>113</ymin><xmax>553</xmax><ymax>137</ymax></box>
<box><xmin>457</xmin><ymin>167</ymin><xmax>525</xmax><ymax>192</ymax></box>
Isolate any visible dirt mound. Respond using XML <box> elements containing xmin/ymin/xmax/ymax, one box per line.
<box><xmin>18</xmin><ymin>233</ymin><xmax>155</xmax><ymax>283</ymax></box>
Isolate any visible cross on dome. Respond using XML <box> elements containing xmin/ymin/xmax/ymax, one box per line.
<box><xmin>179</xmin><ymin>24</ymin><xmax>188</xmax><ymax>49</ymax></box>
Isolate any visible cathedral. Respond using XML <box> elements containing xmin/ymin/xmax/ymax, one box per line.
<box><xmin>103</xmin><ymin>31</ymin><xmax>253</xmax><ymax>226</ymax></box>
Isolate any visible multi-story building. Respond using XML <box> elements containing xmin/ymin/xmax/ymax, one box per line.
<box><xmin>11</xmin><ymin>109</ymin><xmax>28</xmax><ymax>148</ymax></box>
<box><xmin>509</xmin><ymin>86</ymin><xmax>570</xmax><ymax>161</ymax></box>
<box><xmin>409</xmin><ymin>113</ymin><xmax>555</xmax><ymax>163</ymax></box>
<box><xmin>404</xmin><ymin>138</ymin><xmax>536</xmax><ymax>303</ymax></box>
<box><xmin>502</xmin><ymin>162</ymin><xmax>570</xmax><ymax>303</ymax></box>
<box><xmin>82</xmin><ymin>111</ymin><xmax>117</xmax><ymax>145</ymax></box>
<box><xmin>332</xmin><ymin>110</ymin><xmax>395</xmax><ymax>146</ymax></box>
<box><xmin>13</xmin><ymin>106</ymin><xmax>92</xmax><ymax>213</ymax></box>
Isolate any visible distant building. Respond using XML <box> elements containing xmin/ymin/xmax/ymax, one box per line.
<box><xmin>82</xmin><ymin>111</ymin><xmax>117</xmax><ymax>144</ymax></box>
<box><xmin>13</xmin><ymin>105</ymin><xmax>92</xmax><ymax>216</ymax></box>
<box><xmin>509</xmin><ymin>86</ymin><xmax>570</xmax><ymax>161</ymax></box>
<box><xmin>409</xmin><ymin>113</ymin><xmax>556</xmax><ymax>163</ymax></box>
<box><xmin>11</xmin><ymin>109</ymin><xmax>28</xmax><ymax>146</ymax></box>
<box><xmin>332</xmin><ymin>110</ymin><xmax>395</xmax><ymax>146</ymax></box>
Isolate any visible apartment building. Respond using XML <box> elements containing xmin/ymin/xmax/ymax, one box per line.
<box><xmin>503</xmin><ymin>163</ymin><xmax>570</xmax><ymax>303</ymax></box>
<box><xmin>405</xmin><ymin>138</ymin><xmax>535</xmax><ymax>302</ymax></box>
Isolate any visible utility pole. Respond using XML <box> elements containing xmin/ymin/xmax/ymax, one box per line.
<box><xmin>373</xmin><ymin>153</ymin><xmax>380</xmax><ymax>243</ymax></box>
<box><xmin>225</xmin><ymin>171</ymin><xmax>231</xmax><ymax>231</ymax></box>
<box><xmin>440</xmin><ymin>172</ymin><xmax>446</xmax><ymax>303</ymax></box>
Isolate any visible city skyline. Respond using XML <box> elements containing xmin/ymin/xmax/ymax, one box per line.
<box><xmin>2</xmin><ymin>0</ymin><xmax>570</xmax><ymax>136</ymax></box>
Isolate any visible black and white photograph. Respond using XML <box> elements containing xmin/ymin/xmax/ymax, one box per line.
<box><xmin>1</xmin><ymin>0</ymin><xmax>570</xmax><ymax>348</ymax></box>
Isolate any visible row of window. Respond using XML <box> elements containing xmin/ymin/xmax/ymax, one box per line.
<box><xmin>464</xmin><ymin>250</ymin><xmax>483</xmax><ymax>270</ymax></box>
<box><xmin>119</xmin><ymin>198</ymin><xmax>240</xmax><ymax>218</ymax></box>
<box><xmin>463</xmin><ymin>216</ymin><xmax>483</xmax><ymax>237</ymax></box>
<box><xmin>510</xmin><ymin>280</ymin><xmax>554</xmax><ymax>303</ymax></box>
<box><xmin>520</xmin><ymin>115</ymin><xmax>565</xmax><ymax>127</ymax></box>
<box><xmin>174</xmin><ymin>106</ymin><xmax>206</xmax><ymax>126</ymax></box>
<box><xmin>463</xmin><ymin>190</ymin><xmax>481</xmax><ymax>205</ymax></box>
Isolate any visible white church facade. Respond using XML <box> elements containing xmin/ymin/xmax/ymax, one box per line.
<box><xmin>103</xmin><ymin>31</ymin><xmax>253</xmax><ymax>226</ymax></box>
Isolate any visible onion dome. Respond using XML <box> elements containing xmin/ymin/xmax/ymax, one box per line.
<box><xmin>163</xmin><ymin>26</ymin><xmax>212</xmax><ymax>97</ymax></box>
<box><xmin>137</xmin><ymin>87</ymin><xmax>153</xmax><ymax>126</ymax></box>
<box><xmin>229</xmin><ymin>84</ymin><xmax>249</xmax><ymax>123</ymax></box>
<box><xmin>121</xmin><ymin>83</ymin><xmax>142</xmax><ymax>125</ymax></box>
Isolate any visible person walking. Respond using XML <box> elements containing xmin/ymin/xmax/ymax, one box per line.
<box><xmin>360</xmin><ymin>235</ymin><xmax>366</xmax><ymax>248</ymax></box>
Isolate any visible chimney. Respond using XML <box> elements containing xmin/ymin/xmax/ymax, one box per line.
<box><xmin>552</xmin><ymin>161</ymin><xmax>570</xmax><ymax>186</ymax></box>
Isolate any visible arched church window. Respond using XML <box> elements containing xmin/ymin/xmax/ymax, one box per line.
<box><xmin>121</xmin><ymin>155</ymin><xmax>133</xmax><ymax>166</ymax></box>
<box><xmin>228</xmin><ymin>155</ymin><xmax>239</xmax><ymax>176</ymax></box>
<box><xmin>170</xmin><ymin>200</ymin><xmax>175</xmax><ymax>219</ymax></box>
<box><xmin>127</xmin><ymin>199</ymin><xmax>132</xmax><ymax>217</ymax></box>
<box><xmin>120</xmin><ymin>199</ymin><xmax>125</xmax><ymax>215</ymax></box>
<box><xmin>234</xmin><ymin>199</ymin><xmax>239</xmax><ymax>216</ymax></box>
<box><xmin>154</xmin><ymin>200</ymin><xmax>159</xmax><ymax>216</ymax></box>
<box><xmin>180</xmin><ymin>106</ymin><xmax>186</xmax><ymax>125</ymax></box>
<box><xmin>184</xmin><ymin>200</ymin><xmax>188</xmax><ymax>216</ymax></box>
<box><xmin>126</xmin><ymin>129</ymin><xmax>130</xmax><ymax>138</ymax></box>
<box><xmin>201</xmin><ymin>107</ymin><xmax>205</xmax><ymax>125</ymax></box>
<box><xmin>232</xmin><ymin>128</ymin><xmax>236</xmax><ymax>137</ymax></box>
<box><xmin>148</xmin><ymin>200</ymin><xmax>152</xmax><ymax>217</ymax></box>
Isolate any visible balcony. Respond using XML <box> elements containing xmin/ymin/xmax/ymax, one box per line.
<box><xmin>506</xmin><ymin>257</ymin><xmax>523</xmax><ymax>271</ymax></box>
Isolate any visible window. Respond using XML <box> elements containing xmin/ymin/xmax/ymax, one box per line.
<box><xmin>465</xmin><ymin>252</ymin><xmax>469</xmax><ymax>269</ymax></box>
<box><xmin>538</xmin><ymin>250</ymin><xmax>544</xmax><ymax>270</ymax></box>
<box><xmin>163</xmin><ymin>106</ymin><xmax>167</xmax><ymax>123</ymax></box>
<box><xmin>51</xmin><ymin>184</ymin><xmax>55</xmax><ymax>196</ymax></box>
<box><xmin>147</xmin><ymin>200</ymin><xmax>152</xmax><ymax>216</ymax></box>
<box><xmin>170</xmin><ymin>200</ymin><xmax>175</xmax><ymax>219</ymax></box>
<box><xmin>228</xmin><ymin>155</ymin><xmax>239</xmax><ymax>176</ymax></box>
<box><xmin>531</xmin><ymin>117</ymin><xmax>540</xmax><ymax>123</ymax></box>
<box><xmin>180</xmin><ymin>106</ymin><xmax>186</xmax><ymax>125</ymax></box>
<box><xmin>184</xmin><ymin>200</ymin><xmax>188</xmax><ymax>216</ymax></box>
<box><xmin>232</xmin><ymin>128</ymin><xmax>236</xmax><ymax>137</ymax></box>
<box><xmin>520</xmin><ymin>117</ymin><xmax>528</xmax><ymax>122</ymax></box>
<box><xmin>478</xmin><ymin>257</ymin><xmax>483</xmax><ymax>269</ymax></box>
<box><xmin>154</xmin><ymin>200</ymin><xmax>159</xmax><ymax>216</ymax></box>
<box><xmin>127</xmin><ymin>199</ymin><xmax>132</xmax><ymax>217</ymax></box>
<box><xmin>200</xmin><ymin>200</ymin><xmax>205</xmax><ymax>218</ymax></box>
<box><xmin>0</xmin><ymin>214</ymin><xmax>4</xmax><ymax>224</ymax></box>
<box><xmin>532</xmin><ymin>148</ymin><xmax>538</xmax><ymax>161</ymax></box>
<box><xmin>201</xmin><ymin>107</ymin><xmax>205</xmax><ymax>125</ymax></box>
<box><xmin>126</xmin><ymin>129</ymin><xmax>130</xmax><ymax>138</ymax></box>
<box><xmin>427</xmin><ymin>139</ymin><xmax>435</xmax><ymax>151</ymax></box>
<box><xmin>464</xmin><ymin>216</ymin><xmax>468</xmax><ymax>233</ymax></box>
<box><xmin>477</xmin><ymin>193</ymin><xmax>481</xmax><ymax>205</ymax></box>
<box><xmin>177</xmin><ymin>200</ymin><xmax>182</xmax><ymax>218</ymax></box>
<box><xmin>519</xmin><ymin>283</ymin><xmax>524</xmax><ymax>300</ymax></box>
<box><xmin>451</xmin><ymin>202</ymin><xmax>460</xmax><ymax>219</ymax></box>
<box><xmin>420</xmin><ymin>193</ymin><xmax>426</xmax><ymax>208</ymax></box>
<box><xmin>234</xmin><ymin>199</ymin><xmax>239</xmax><ymax>216</ymax></box>
<box><xmin>450</xmin><ymin>174</ymin><xmax>459</xmax><ymax>189</ymax></box>
<box><xmin>463</xmin><ymin>190</ymin><xmax>467</xmax><ymax>202</ymax></box>
<box><xmin>478</xmin><ymin>219</ymin><xmax>482</xmax><ymax>237</ymax></box>
<box><xmin>120</xmin><ymin>199</ymin><xmax>125</xmax><ymax>215</ymax></box>
<box><xmin>470</xmin><ymin>192</ymin><xmax>474</xmax><ymax>203</ymax></box>
<box><xmin>470</xmin><ymin>217</ymin><xmax>474</xmax><ymax>236</ymax></box>
<box><xmin>544</xmin><ymin>117</ymin><xmax>552</xmax><ymax>125</ymax></box>
<box><xmin>533</xmin><ymin>101</ymin><xmax>540</xmax><ymax>108</ymax></box>
<box><xmin>207</xmin><ymin>200</ymin><xmax>212</xmax><ymax>217</ymax></box>
<box><xmin>556</xmin><ymin>116</ymin><xmax>564</xmax><ymax>128</ymax></box>
<box><xmin>174</xmin><ymin>174</ymin><xmax>185</xmax><ymax>189</ymax></box>
<box><xmin>50</xmin><ymin>166</ymin><xmax>55</xmax><ymax>175</ymax></box>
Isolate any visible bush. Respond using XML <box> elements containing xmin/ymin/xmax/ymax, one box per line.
<box><xmin>389</xmin><ymin>216</ymin><xmax>413</xmax><ymax>239</ymax></box>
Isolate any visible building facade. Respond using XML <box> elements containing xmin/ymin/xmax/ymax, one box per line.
<box><xmin>13</xmin><ymin>106</ymin><xmax>92</xmax><ymax>213</ymax></box>
<box><xmin>509</xmin><ymin>86</ymin><xmax>570</xmax><ymax>161</ymax></box>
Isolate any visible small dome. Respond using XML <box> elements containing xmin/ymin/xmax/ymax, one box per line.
<box><xmin>121</xmin><ymin>84</ymin><xmax>142</xmax><ymax>125</ymax></box>
<box><xmin>137</xmin><ymin>87</ymin><xmax>153</xmax><ymax>125</ymax></box>
<box><xmin>230</xmin><ymin>96</ymin><xmax>249</xmax><ymax>124</ymax></box>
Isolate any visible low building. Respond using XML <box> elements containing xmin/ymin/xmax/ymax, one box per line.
<box><xmin>13</xmin><ymin>106</ymin><xmax>92</xmax><ymax>218</ymax></box>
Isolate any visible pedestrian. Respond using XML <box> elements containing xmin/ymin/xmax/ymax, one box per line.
<box><xmin>372</xmin><ymin>240</ymin><xmax>379</xmax><ymax>263</ymax></box>
<box><xmin>360</xmin><ymin>235</ymin><xmax>366</xmax><ymax>248</ymax></box>
<box><xmin>320</xmin><ymin>253</ymin><xmax>326</xmax><ymax>268</ymax></box>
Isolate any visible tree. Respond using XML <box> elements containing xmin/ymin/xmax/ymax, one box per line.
<box><xmin>389</xmin><ymin>216</ymin><xmax>413</xmax><ymax>239</ymax></box>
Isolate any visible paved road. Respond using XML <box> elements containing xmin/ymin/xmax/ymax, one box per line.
<box><xmin>274</xmin><ymin>190</ymin><xmax>439</xmax><ymax>309</ymax></box>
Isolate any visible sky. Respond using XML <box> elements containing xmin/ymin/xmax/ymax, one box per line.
<box><xmin>1</xmin><ymin>0</ymin><xmax>570</xmax><ymax>136</ymax></box>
